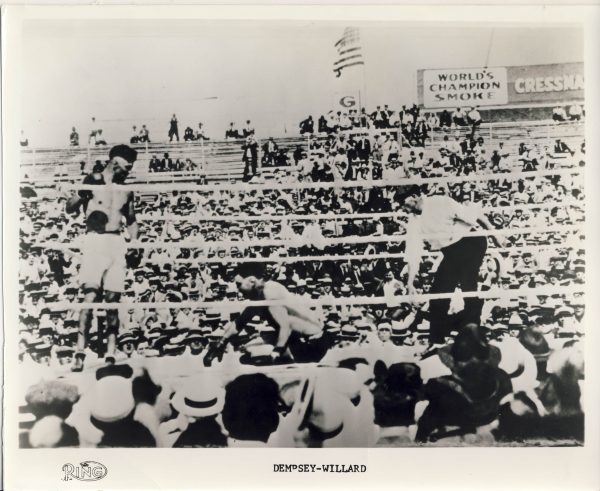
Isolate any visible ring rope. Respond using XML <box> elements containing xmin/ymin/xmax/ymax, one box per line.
<box><xmin>59</xmin><ymin>168</ymin><xmax>582</xmax><ymax>193</ymax></box>
<box><xmin>134</xmin><ymin>202</ymin><xmax>583</xmax><ymax>223</ymax></box>
<box><xmin>138</xmin><ymin>243</ymin><xmax>581</xmax><ymax>264</ymax></box>
<box><xmin>42</xmin><ymin>284</ymin><xmax>583</xmax><ymax>311</ymax></box>
<box><xmin>36</xmin><ymin>224</ymin><xmax>583</xmax><ymax>251</ymax></box>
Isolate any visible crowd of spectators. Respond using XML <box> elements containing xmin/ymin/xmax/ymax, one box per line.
<box><xmin>147</xmin><ymin>153</ymin><xmax>202</xmax><ymax>174</ymax></box>
<box><xmin>552</xmin><ymin>103</ymin><xmax>585</xmax><ymax>122</ymax></box>
<box><xmin>17</xmin><ymin>116</ymin><xmax>586</xmax><ymax>447</ymax></box>
<box><xmin>41</xmin><ymin>103</ymin><xmax>582</xmax><ymax>151</ymax></box>
<box><xmin>19</xmin><ymin>313</ymin><xmax>584</xmax><ymax>447</ymax></box>
<box><xmin>299</xmin><ymin>104</ymin><xmax>487</xmax><ymax>147</ymax></box>
<box><xmin>275</xmin><ymin>127</ymin><xmax>584</xmax><ymax>186</ymax></box>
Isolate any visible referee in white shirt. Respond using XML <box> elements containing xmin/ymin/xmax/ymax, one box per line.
<box><xmin>403</xmin><ymin>187</ymin><xmax>503</xmax><ymax>344</ymax></box>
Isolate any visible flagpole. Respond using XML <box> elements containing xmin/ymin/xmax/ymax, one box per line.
<box><xmin>361</xmin><ymin>62</ymin><xmax>368</xmax><ymax>118</ymax></box>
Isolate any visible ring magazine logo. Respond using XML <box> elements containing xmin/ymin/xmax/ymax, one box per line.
<box><xmin>62</xmin><ymin>461</ymin><xmax>108</xmax><ymax>481</ymax></box>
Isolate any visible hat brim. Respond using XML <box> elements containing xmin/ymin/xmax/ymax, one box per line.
<box><xmin>171</xmin><ymin>392</ymin><xmax>224</xmax><ymax>418</ymax></box>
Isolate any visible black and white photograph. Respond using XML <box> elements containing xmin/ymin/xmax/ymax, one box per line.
<box><xmin>3</xmin><ymin>4</ymin><xmax>600</xmax><ymax>490</ymax></box>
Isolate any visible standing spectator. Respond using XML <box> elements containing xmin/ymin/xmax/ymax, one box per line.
<box><xmin>262</xmin><ymin>137</ymin><xmax>279</xmax><ymax>167</ymax></box>
<box><xmin>439</xmin><ymin>109</ymin><xmax>452</xmax><ymax>128</ymax></box>
<box><xmin>299</xmin><ymin>115</ymin><xmax>314</xmax><ymax>134</ymax></box>
<box><xmin>69</xmin><ymin>127</ymin><xmax>79</xmax><ymax>147</ymax></box>
<box><xmin>355</xmin><ymin>135</ymin><xmax>371</xmax><ymax>162</ymax></box>
<box><xmin>467</xmin><ymin>106</ymin><xmax>482</xmax><ymax>137</ymax></box>
<box><xmin>168</xmin><ymin>114</ymin><xmax>179</xmax><ymax>142</ymax></box>
<box><xmin>46</xmin><ymin>250</ymin><xmax>71</xmax><ymax>286</ymax></box>
<box><xmin>384</xmin><ymin>105</ymin><xmax>395</xmax><ymax>128</ymax></box>
<box><xmin>384</xmin><ymin>135</ymin><xmax>401</xmax><ymax>163</ymax></box>
<box><xmin>242</xmin><ymin>135</ymin><xmax>259</xmax><ymax>181</ymax></box>
<box><xmin>414</xmin><ymin>118</ymin><xmax>429</xmax><ymax>147</ymax></box>
<box><xmin>317</xmin><ymin>115</ymin><xmax>328</xmax><ymax>134</ymax></box>
<box><xmin>292</xmin><ymin>145</ymin><xmax>304</xmax><ymax>165</ymax></box>
<box><xmin>358</xmin><ymin>108</ymin><xmax>370</xmax><ymax>128</ymax></box>
<box><xmin>242</xmin><ymin>120</ymin><xmax>255</xmax><ymax>138</ymax></box>
<box><xmin>89</xmin><ymin>117</ymin><xmax>100</xmax><ymax>145</ymax></box>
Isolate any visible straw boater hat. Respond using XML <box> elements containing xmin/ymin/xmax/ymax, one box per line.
<box><xmin>171</xmin><ymin>376</ymin><xmax>225</xmax><ymax>418</ymax></box>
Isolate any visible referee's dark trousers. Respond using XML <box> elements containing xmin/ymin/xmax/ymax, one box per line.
<box><xmin>429</xmin><ymin>236</ymin><xmax>487</xmax><ymax>343</ymax></box>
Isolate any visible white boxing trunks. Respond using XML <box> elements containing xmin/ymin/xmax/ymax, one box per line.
<box><xmin>79</xmin><ymin>232</ymin><xmax>127</xmax><ymax>292</ymax></box>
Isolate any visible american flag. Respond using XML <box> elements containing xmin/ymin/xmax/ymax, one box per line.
<box><xmin>333</xmin><ymin>27</ymin><xmax>364</xmax><ymax>78</ymax></box>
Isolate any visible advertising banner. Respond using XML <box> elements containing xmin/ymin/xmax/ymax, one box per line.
<box><xmin>421</xmin><ymin>67</ymin><xmax>508</xmax><ymax>108</ymax></box>
<box><xmin>418</xmin><ymin>63</ymin><xmax>584</xmax><ymax>108</ymax></box>
<box><xmin>506</xmin><ymin>62</ymin><xmax>584</xmax><ymax>104</ymax></box>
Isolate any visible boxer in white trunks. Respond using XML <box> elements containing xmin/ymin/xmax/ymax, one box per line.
<box><xmin>65</xmin><ymin>145</ymin><xmax>139</xmax><ymax>371</ymax></box>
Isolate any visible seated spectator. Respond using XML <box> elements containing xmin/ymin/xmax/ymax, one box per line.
<box><xmin>371</xmin><ymin>106</ymin><xmax>388</xmax><ymax>129</ymax></box>
<box><xmin>242</xmin><ymin>120</ymin><xmax>255</xmax><ymax>138</ymax></box>
<box><xmin>317</xmin><ymin>115</ymin><xmax>329</xmax><ymax>133</ymax></box>
<box><xmin>130</xmin><ymin>126</ymin><xmax>140</xmax><ymax>144</ymax></box>
<box><xmin>167</xmin><ymin>375</ymin><xmax>227</xmax><ymax>447</ymax></box>
<box><xmin>452</xmin><ymin>107</ymin><xmax>467</xmax><ymax>126</ymax></box>
<box><xmin>554</xmin><ymin>138</ymin><xmax>574</xmax><ymax>156</ymax></box>
<box><xmin>89</xmin><ymin>374</ymin><xmax>156</xmax><ymax>447</ymax></box>
<box><xmin>23</xmin><ymin>379</ymin><xmax>80</xmax><ymax>448</ymax></box>
<box><xmin>568</xmin><ymin>103</ymin><xmax>583</xmax><ymax>121</ymax></box>
<box><xmin>552</xmin><ymin>106</ymin><xmax>568</xmax><ymax>122</ymax></box>
<box><xmin>161</xmin><ymin>152</ymin><xmax>173</xmax><ymax>171</ymax></box>
<box><xmin>426</xmin><ymin>112</ymin><xmax>440</xmax><ymax>130</ymax></box>
<box><xmin>299</xmin><ymin>115</ymin><xmax>314</xmax><ymax>134</ymax></box>
<box><xmin>139</xmin><ymin>124</ymin><xmax>150</xmax><ymax>143</ymax></box>
<box><xmin>94</xmin><ymin>129</ymin><xmax>107</xmax><ymax>146</ymax></box>
<box><xmin>372</xmin><ymin>361</ymin><xmax>423</xmax><ymax>444</ymax></box>
<box><xmin>69</xmin><ymin>127</ymin><xmax>79</xmax><ymax>147</ymax></box>
<box><xmin>20</xmin><ymin>130</ymin><xmax>29</xmax><ymax>147</ymax></box>
<box><xmin>225</xmin><ymin>122</ymin><xmax>241</xmax><ymax>139</ymax></box>
<box><xmin>196</xmin><ymin>123</ymin><xmax>209</xmax><ymax>141</ymax></box>
<box><xmin>439</xmin><ymin>109</ymin><xmax>452</xmax><ymax>128</ymax></box>
<box><xmin>416</xmin><ymin>359</ymin><xmax>511</xmax><ymax>443</ymax></box>
<box><xmin>148</xmin><ymin>155</ymin><xmax>161</xmax><ymax>172</ymax></box>
<box><xmin>184</xmin><ymin>127</ymin><xmax>196</xmax><ymax>142</ymax></box>
<box><xmin>222</xmin><ymin>373</ymin><xmax>281</xmax><ymax>446</ymax></box>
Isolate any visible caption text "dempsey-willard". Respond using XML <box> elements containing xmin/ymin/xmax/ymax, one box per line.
<box><xmin>273</xmin><ymin>464</ymin><xmax>367</xmax><ymax>473</ymax></box>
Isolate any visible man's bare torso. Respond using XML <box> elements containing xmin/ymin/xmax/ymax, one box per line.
<box><xmin>85</xmin><ymin>174</ymin><xmax>132</xmax><ymax>232</ymax></box>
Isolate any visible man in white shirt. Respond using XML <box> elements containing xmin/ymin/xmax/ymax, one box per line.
<box><xmin>467</xmin><ymin>106</ymin><xmax>482</xmax><ymax>137</ymax></box>
<box><xmin>402</xmin><ymin>188</ymin><xmax>502</xmax><ymax>344</ymax></box>
<box><xmin>451</xmin><ymin>107</ymin><xmax>467</xmax><ymax>127</ymax></box>
<box><xmin>568</xmin><ymin>103</ymin><xmax>583</xmax><ymax>121</ymax></box>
